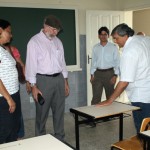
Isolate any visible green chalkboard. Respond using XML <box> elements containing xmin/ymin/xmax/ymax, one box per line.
<box><xmin>0</xmin><ymin>7</ymin><xmax>76</xmax><ymax>65</ymax></box>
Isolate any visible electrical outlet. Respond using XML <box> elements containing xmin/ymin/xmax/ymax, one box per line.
<box><xmin>30</xmin><ymin>96</ymin><xmax>34</xmax><ymax>103</ymax></box>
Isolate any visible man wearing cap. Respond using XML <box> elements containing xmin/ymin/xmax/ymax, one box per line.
<box><xmin>25</xmin><ymin>15</ymin><xmax>69</xmax><ymax>141</ymax></box>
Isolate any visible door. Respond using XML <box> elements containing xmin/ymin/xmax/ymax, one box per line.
<box><xmin>86</xmin><ymin>10</ymin><xmax>132</xmax><ymax>105</ymax></box>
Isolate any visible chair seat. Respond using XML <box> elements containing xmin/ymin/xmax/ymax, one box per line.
<box><xmin>111</xmin><ymin>136</ymin><xmax>143</xmax><ymax>150</ymax></box>
<box><xmin>111</xmin><ymin>118</ymin><xmax>150</xmax><ymax>150</ymax></box>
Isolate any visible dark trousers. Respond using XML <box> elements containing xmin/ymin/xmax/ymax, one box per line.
<box><xmin>0</xmin><ymin>91</ymin><xmax>21</xmax><ymax>144</ymax></box>
<box><xmin>17</xmin><ymin>113</ymin><xmax>25</xmax><ymax>138</ymax></box>
<box><xmin>35</xmin><ymin>73</ymin><xmax>65</xmax><ymax>141</ymax></box>
<box><xmin>91</xmin><ymin>69</ymin><xmax>115</xmax><ymax>105</ymax></box>
<box><xmin>131</xmin><ymin>102</ymin><xmax>150</xmax><ymax>133</ymax></box>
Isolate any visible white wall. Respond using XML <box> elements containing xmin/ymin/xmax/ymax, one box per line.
<box><xmin>119</xmin><ymin>0</ymin><xmax>150</xmax><ymax>10</ymax></box>
<box><xmin>133</xmin><ymin>9</ymin><xmax>150</xmax><ymax>36</ymax></box>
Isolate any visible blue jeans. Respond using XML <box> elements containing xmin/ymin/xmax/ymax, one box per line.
<box><xmin>131</xmin><ymin>102</ymin><xmax>150</xmax><ymax>133</ymax></box>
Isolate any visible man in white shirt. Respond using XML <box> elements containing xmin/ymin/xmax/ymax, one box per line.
<box><xmin>90</xmin><ymin>27</ymin><xmax>120</xmax><ymax>105</ymax></box>
<box><xmin>97</xmin><ymin>23</ymin><xmax>150</xmax><ymax>133</ymax></box>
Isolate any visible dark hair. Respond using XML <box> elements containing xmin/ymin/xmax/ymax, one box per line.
<box><xmin>98</xmin><ymin>26</ymin><xmax>109</xmax><ymax>35</ymax></box>
<box><xmin>0</xmin><ymin>19</ymin><xmax>11</xmax><ymax>29</ymax></box>
<box><xmin>111</xmin><ymin>23</ymin><xmax>134</xmax><ymax>37</ymax></box>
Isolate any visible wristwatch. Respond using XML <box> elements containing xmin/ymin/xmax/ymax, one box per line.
<box><xmin>30</xmin><ymin>83</ymin><xmax>36</xmax><ymax>87</ymax></box>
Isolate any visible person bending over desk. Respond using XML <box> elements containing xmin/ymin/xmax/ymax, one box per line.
<box><xmin>97</xmin><ymin>23</ymin><xmax>150</xmax><ymax>133</ymax></box>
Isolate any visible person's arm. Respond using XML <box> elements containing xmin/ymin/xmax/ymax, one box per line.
<box><xmin>11</xmin><ymin>46</ymin><xmax>32</xmax><ymax>93</ymax></box>
<box><xmin>0</xmin><ymin>79</ymin><xmax>16</xmax><ymax>113</ymax></box>
<box><xmin>96</xmin><ymin>81</ymin><xmax>129</xmax><ymax>106</ymax></box>
<box><xmin>59</xmin><ymin>39</ymin><xmax>70</xmax><ymax>96</ymax></box>
<box><xmin>15</xmin><ymin>57</ymin><xmax>25</xmax><ymax>74</ymax></box>
<box><xmin>31</xmin><ymin>84</ymin><xmax>42</xmax><ymax>102</ymax></box>
<box><xmin>65</xmin><ymin>78</ymin><xmax>69</xmax><ymax>96</ymax></box>
<box><xmin>25</xmin><ymin>40</ymin><xmax>42</xmax><ymax>100</ymax></box>
<box><xmin>90</xmin><ymin>75</ymin><xmax>94</xmax><ymax>83</ymax></box>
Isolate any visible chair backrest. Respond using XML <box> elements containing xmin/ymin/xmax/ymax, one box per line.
<box><xmin>140</xmin><ymin>118</ymin><xmax>150</xmax><ymax>132</ymax></box>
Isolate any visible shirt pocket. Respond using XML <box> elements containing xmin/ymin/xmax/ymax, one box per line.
<box><xmin>56</xmin><ymin>49</ymin><xmax>62</xmax><ymax>60</ymax></box>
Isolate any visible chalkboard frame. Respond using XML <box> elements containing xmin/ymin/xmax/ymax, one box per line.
<box><xmin>0</xmin><ymin>5</ymin><xmax>80</xmax><ymax>71</ymax></box>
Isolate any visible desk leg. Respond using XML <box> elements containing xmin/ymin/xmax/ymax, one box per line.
<box><xmin>119</xmin><ymin>113</ymin><xmax>123</xmax><ymax>141</ymax></box>
<box><xmin>75</xmin><ymin>114</ymin><xmax>80</xmax><ymax>150</ymax></box>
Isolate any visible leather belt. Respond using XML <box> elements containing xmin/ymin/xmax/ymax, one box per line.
<box><xmin>37</xmin><ymin>73</ymin><xmax>60</xmax><ymax>77</ymax></box>
<box><xmin>97</xmin><ymin>68</ymin><xmax>113</xmax><ymax>72</ymax></box>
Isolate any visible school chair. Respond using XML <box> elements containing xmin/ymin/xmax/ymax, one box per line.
<box><xmin>111</xmin><ymin>117</ymin><xmax>150</xmax><ymax>150</ymax></box>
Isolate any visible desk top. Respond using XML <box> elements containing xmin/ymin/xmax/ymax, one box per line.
<box><xmin>140</xmin><ymin>130</ymin><xmax>150</xmax><ymax>137</ymax></box>
<box><xmin>0</xmin><ymin>134</ymin><xmax>73</xmax><ymax>150</ymax></box>
<box><xmin>71</xmin><ymin>102</ymin><xmax>140</xmax><ymax>119</ymax></box>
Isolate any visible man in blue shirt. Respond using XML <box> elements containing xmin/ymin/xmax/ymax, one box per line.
<box><xmin>90</xmin><ymin>27</ymin><xmax>120</xmax><ymax>105</ymax></box>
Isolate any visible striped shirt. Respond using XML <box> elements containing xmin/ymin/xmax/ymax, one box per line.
<box><xmin>0</xmin><ymin>46</ymin><xmax>19</xmax><ymax>96</ymax></box>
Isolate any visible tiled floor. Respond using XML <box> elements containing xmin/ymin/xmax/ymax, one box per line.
<box><xmin>24</xmin><ymin>112</ymin><xmax>136</xmax><ymax>150</ymax></box>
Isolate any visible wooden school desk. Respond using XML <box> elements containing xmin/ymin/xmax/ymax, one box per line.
<box><xmin>0</xmin><ymin>134</ymin><xmax>73</xmax><ymax>150</ymax></box>
<box><xmin>70</xmin><ymin>101</ymin><xmax>140</xmax><ymax>150</ymax></box>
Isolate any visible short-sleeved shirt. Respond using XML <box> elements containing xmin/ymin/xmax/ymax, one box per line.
<box><xmin>120</xmin><ymin>35</ymin><xmax>150</xmax><ymax>103</ymax></box>
<box><xmin>0</xmin><ymin>46</ymin><xmax>19</xmax><ymax>97</ymax></box>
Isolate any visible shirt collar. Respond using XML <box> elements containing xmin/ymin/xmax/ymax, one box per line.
<box><xmin>122</xmin><ymin>36</ymin><xmax>133</xmax><ymax>51</ymax></box>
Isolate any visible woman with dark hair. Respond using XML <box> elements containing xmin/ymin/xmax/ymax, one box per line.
<box><xmin>0</xmin><ymin>19</ymin><xmax>21</xmax><ymax>143</ymax></box>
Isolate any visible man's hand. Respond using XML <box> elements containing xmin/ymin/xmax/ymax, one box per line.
<box><xmin>31</xmin><ymin>85</ymin><xmax>42</xmax><ymax>102</ymax></box>
<box><xmin>110</xmin><ymin>76</ymin><xmax>117</xmax><ymax>85</ymax></box>
<box><xmin>65</xmin><ymin>79</ymin><xmax>69</xmax><ymax>96</ymax></box>
<box><xmin>90</xmin><ymin>75</ymin><xmax>94</xmax><ymax>83</ymax></box>
<box><xmin>96</xmin><ymin>99</ymin><xmax>113</xmax><ymax>107</ymax></box>
<box><xmin>26</xmin><ymin>81</ymin><xmax>31</xmax><ymax>94</ymax></box>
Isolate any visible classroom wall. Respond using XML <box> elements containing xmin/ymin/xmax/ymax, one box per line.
<box><xmin>0</xmin><ymin>0</ymin><xmax>149</xmax><ymax>119</ymax></box>
<box><xmin>133</xmin><ymin>8</ymin><xmax>150</xmax><ymax>36</ymax></box>
<box><xmin>0</xmin><ymin>0</ymin><xmax>119</xmax><ymax>35</ymax></box>
<box><xmin>119</xmin><ymin>0</ymin><xmax>150</xmax><ymax>10</ymax></box>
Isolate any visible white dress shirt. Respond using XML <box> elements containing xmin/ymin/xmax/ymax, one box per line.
<box><xmin>120</xmin><ymin>35</ymin><xmax>150</xmax><ymax>103</ymax></box>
